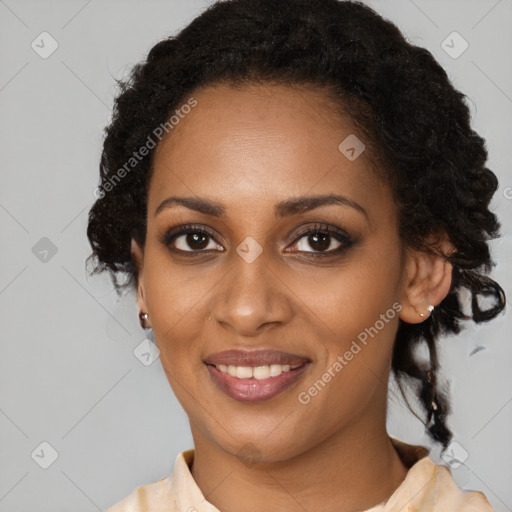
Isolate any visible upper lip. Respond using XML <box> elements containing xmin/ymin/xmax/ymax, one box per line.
<box><xmin>204</xmin><ymin>349</ymin><xmax>310</xmax><ymax>367</ymax></box>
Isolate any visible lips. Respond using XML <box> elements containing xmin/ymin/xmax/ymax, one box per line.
<box><xmin>204</xmin><ymin>349</ymin><xmax>311</xmax><ymax>402</ymax></box>
<box><xmin>204</xmin><ymin>349</ymin><xmax>309</xmax><ymax>367</ymax></box>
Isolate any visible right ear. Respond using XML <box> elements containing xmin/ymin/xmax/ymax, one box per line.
<box><xmin>131</xmin><ymin>238</ymin><xmax>148</xmax><ymax>320</ymax></box>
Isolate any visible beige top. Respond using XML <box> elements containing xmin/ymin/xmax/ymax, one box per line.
<box><xmin>106</xmin><ymin>438</ymin><xmax>494</xmax><ymax>511</ymax></box>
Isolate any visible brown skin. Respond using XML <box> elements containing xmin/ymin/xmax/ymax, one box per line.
<box><xmin>131</xmin><ymin>83</ymin><xmax>453</xmax><ymax>512</ymax></box>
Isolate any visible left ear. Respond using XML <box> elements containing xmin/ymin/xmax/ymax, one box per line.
<box><xmin>399</xmin><ymin>234</ymin><xmax>455</xmax><ymax>324</ymax></box>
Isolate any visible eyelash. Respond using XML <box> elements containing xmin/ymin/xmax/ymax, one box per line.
<box><xmin>161</xmin><ymin>222</ymin><xmax>356</xmax><ymax>258</ymax></box>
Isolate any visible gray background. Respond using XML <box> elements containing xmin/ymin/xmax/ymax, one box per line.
<box><xmin>0</xmin><ymin>0</ymin><xmax>511</xmax><ymax>510</ymax></box>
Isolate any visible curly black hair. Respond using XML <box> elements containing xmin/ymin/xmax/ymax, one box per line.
<box><xmin>87</xmin><ymin>0</ymin><xmax>506</xmax><ymax>452</ymax></box>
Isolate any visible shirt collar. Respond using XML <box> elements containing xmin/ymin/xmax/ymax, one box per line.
<box><xmin>170</xmin><ymin>449</ymin><xmax>221</xmax><ymax>512</ymax></box>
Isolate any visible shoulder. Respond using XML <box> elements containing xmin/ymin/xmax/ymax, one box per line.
<box><xmin>105</xmin><ymin>449</ymin><xmax>195</xmax><ymax>512</ymax></box>
<box><xmin>105</xmin><ymin>476</ymin><xmax>176</xmax><ymax>512</ymax></box>
<box><xmin>385</xmin><ymin>456</ymin><xmax>495</xmax><ymax>512</ymax></box>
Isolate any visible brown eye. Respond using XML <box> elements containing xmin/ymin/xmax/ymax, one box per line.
<box><xmin>175</xmin><ymin>232</ymin><xmax>214</xmax><ymax>251</ymax></box>
<box><xmin>296</xmin><ymin>231</ymin><xmax>342</xmax><ymax>253</ymax></box>
<box><xmin>162</xmin><ymin>225</ymin><xmax>224</xmax><ymax>253</ymax></box>
<box><xmin>287</xmin><ymin>223</ymin><xmax>355</xmax><ymax>256</ymax></box>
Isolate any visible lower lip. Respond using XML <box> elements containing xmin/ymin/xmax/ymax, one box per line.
<box><xmin>206</xmin><ymin>363</ymin><xmax>309</xmax><ymax>402</ymax></box>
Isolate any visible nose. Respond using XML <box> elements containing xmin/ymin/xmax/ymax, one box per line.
<box><xmin>209</xmin><ymin>250</ymin><xmax>294</xmax><ymax>337</ymax></box>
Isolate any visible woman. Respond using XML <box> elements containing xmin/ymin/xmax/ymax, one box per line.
<box><xmin>87</xmin><ymin>0</ymin><xmax>506</xmax><ymax>510</ymax></box>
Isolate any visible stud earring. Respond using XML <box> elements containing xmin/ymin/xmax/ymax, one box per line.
<box><xmin>139</xmin><ymin>311</ymin><xmax>149</xmax><ymax>329</ymax></box>
<box><xmin>419</xmin><ymin>304</ymin><xmax>434</xmax><ymax>318</ymax></box>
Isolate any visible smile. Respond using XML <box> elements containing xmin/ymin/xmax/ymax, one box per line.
<box><xmin>204</xmin><ymin>350</ymin><xmax>310</xmax><ymax>402</ymax></box>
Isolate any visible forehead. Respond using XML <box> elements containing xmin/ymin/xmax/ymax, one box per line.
<box><xmin>148</xmin><ymin>82</ymin><xmax>389</xmax><ymax>219</ymax></box>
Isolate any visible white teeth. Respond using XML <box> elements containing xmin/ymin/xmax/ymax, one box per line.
<box><xmin>269</xmin><ymin>364</ymin><xmax>282</xmax><ymax>377</ymax></box>
<box><xmin>236</xmin><ymin>366</ymin><xmax>253</xmax><ymax>379</ymax></box>
<box><xmin>216</xmin><ymin>363</ymin><xmax>303</xmax><ymax>379</ymax></box>
<box><xmin>253</xmin><ymin>366</ymin><xmax>270</xmax><ymax>380</ymax></box>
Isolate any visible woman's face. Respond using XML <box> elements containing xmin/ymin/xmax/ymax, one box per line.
<box><xmin>133</xmin><ymin>82</ymin><xmax>421</xmax><ymax>463</ymax></box>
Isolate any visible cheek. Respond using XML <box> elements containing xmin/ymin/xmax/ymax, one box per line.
<box><xmin>296</xmin><ymin>287</ymin><xmax>400</xmax><ymax>435</ymax></box>
<box><xmin>142</xmin><ymin>251</ymin><xmax>218</xmax><ymax>365</ymax></box>
<box><xmin>144</xmin><ymin>242</ymin><xmax>219</xmax><ymax>311</ymax></box>
<box><xmin>289</xmin><ymin>247</ymin><xmax>402</xmax><ymax>339</ymax></box>
<box><xmin>291</xmin><ymin>244</ymin><xmax>402</xmax><ymax>400</ymax></box>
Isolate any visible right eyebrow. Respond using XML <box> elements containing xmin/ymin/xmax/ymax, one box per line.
<box><xmin>155</xmin><ymin>196</ymin><xmax>225</xmax><ymax>217</ymax></box>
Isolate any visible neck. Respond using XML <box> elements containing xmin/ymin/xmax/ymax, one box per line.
<box><xmin>190</xmin><ymin>405</ymin><xmax>409</xmax><ymax>512</ymax></box>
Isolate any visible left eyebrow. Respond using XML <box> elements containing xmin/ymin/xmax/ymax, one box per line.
<box><xmin>274</xmin><ymin>193</ymin><xmax>370</xmax><ymax>222</ymax></box>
